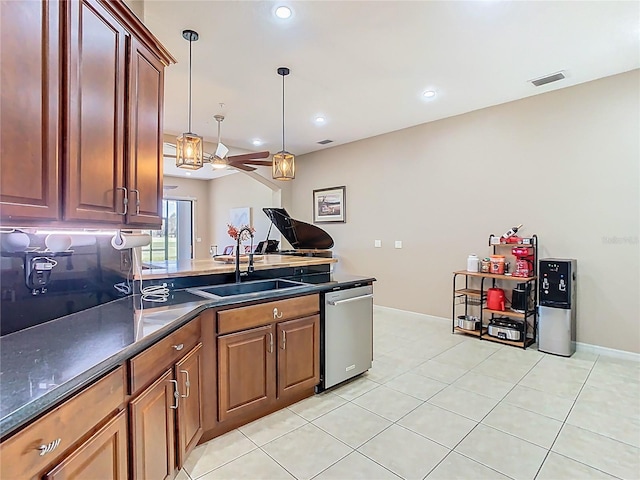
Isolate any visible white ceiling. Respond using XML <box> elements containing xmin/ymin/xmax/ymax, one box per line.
<box><xmin>146</xmin><ymin>1</ymin><xmax>639</xmax><ymax>164</ymax></box>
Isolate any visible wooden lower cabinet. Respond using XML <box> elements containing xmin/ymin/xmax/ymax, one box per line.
<box><xmin>218</xmin><ymin>325</ymin><xmax>276</xmax><ymax>422</ymax></box>
<box><xmin>130</xmin><ymin>369</ymin><xmax>176</xmax><ymax>480</ymax></box>
<box><xmin>129</xmin><ymin>341</ymin><xmax>204</xmax><ymax>479</ymax></box>
<box><xmin>277</xmin><ymin>315</ymin><xmax>320</xmax><ymax>397</ymax></box>
<box><xmin>44</xmin><ymin>410</ymin><xmax>128</xmax><ymax>480</ymax></box>
<box><xmin>216</xmin><ymin>308</ymin><xmax>320</xmax><ymax>427</ymax></box>
<box><xmin>176</xmin><ymin>343</ymin><xmax>204</xmax><ymax>467</ymax></box>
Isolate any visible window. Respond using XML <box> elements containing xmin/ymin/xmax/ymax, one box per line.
<box><xmin>142</xmin><ymin>199</ymin><xmax>193</xmax><ymax>263</ymax></box>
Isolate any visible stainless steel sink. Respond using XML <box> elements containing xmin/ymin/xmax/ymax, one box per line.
<box><xmin>188</xmin><ymin>279</ymin><xmax>308</xmax><ymax>299</ymax></box>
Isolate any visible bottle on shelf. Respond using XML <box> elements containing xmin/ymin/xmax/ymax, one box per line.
<box><xmin>501</xmin><ymin>224</ymin><xmax>523</xmax><ymax>241</ymax></box>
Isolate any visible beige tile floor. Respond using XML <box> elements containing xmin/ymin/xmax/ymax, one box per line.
<box><xmin>178</xmin><ymin>307</ymin><xmax>640</xmax><ymax>480</ymax></box>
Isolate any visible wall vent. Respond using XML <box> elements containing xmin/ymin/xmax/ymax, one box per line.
<box><xmin>317</xmin><ymin>139</ymin><xmax>333</xmax><ymax>145</ymax></box>
<box><xmin>530</xmin><ymin>71</ymin><xmax>566</xmax><ymax>87</ymax></box>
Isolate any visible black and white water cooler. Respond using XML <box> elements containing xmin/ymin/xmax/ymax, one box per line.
<box><xmin>538</xmin><ymin>259</ymin><xmax>577</xmax><ymax>356</ymax></box>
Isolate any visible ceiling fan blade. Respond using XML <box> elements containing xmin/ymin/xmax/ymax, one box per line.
<box><xmin>230</xmin><ymin>163</ymin><xmax>256</xmax><ymax>172</ymax></box>
<box><xmin>228</xmin><ymin>151</ymin><xmax>270</xmax><ymax>162</ymax></box>
<box><xmin>233</xmin><ymin>160</ymin><xmax>272</xmax><ymax>166</ymax></box>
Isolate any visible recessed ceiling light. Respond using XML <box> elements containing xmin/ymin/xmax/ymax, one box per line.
<box><xmin>423</xmin><ymin>90</ymin><xmax>436</xmax><ymax>98</ymax></box>
<box><xmin>252</xmin><ymin>139</ymin><xmax>263</xmax><ymax>146</ymax></box>
<box><xmin>185</xmin><ymin>172</ymin><xmax>192</xmax><ymax>176</ymax></box>
<box><xmin>275</xmin><ymin>6</ymin><xmax>292</xmax><ymax>19</ymax></box>
<box><xmin>315</xmin><ymin>116</ymin><xmax>325</xmax><ymax>124</ymax></box>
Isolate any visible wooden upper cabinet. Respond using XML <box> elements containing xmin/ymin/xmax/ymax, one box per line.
<box><xmin>127</xmin><ymin>36</ymin><xmax>164</xmax><ymax>227</ymax></box>
<box><xmin>277</xmin><ymin>315</ymin><xmax>320</xmax><ymax>398</ymax></box>
<box><xmin>64</xmin><ymin>0</ymin><xmax>127</xmax><ymax>223</ymax></box>
<box><xmin>0</xmin><ymin>0</ymin><xmax>61</xmax><ymax>222</ymax></box>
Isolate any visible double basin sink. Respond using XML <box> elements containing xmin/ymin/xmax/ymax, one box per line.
<box><xmin>187</xmin><ymin>278</ymin><xmax>310</xmax><ymax>299</ymax></box>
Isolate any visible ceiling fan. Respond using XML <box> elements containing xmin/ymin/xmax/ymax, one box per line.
<box><xmin>166</xmin><ymin>115</ymin><xmax>271</xmax><ymax>172</ymax></box>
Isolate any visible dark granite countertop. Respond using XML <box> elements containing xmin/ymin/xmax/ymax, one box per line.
<box><xmin>0</xmin><ymin>273</ymin><xmax>374</xmax><ymax>439</ymax></box>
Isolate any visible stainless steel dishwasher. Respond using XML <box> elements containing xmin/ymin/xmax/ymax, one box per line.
<box><xmin>321</xmin><ymin>284</ymin><xmax>374</xmax><ymax>390</ymax></box>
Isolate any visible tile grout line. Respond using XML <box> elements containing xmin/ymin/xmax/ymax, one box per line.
<box><xmin>531</xmin><ymin>353</ymin><xmax>601</xmax><ymax>480</ymax></box>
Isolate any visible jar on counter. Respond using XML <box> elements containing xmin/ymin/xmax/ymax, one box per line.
<box><xmin>490</xmin><ymin>255</ymin><xmax>506</xmax><ymax>274</ymax></box>
<box><xmin>481</xmin><ymin>258</ymin><xmax>491</xmax><ymax>273</ymax></box>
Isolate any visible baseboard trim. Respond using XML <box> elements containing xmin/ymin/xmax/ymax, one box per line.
<box><xmin>575</xmin><ymin>342</ymin><xmax>640</xmax><ymax>362</ymax></box>
<box><xmin>374</xmin><ymin>305</ymin><xmax>449</xmax><ymax>324</ymax></box>
<box><xmin>374</xmin><ymin>304</ymin><xmax>640</xmax><ymax>361</ymax></box>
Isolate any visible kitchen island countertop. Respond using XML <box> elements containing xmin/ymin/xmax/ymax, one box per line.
<box><xmin>139</xmin><ymin>254</ymin><xmax>338</xmax><ymax>280</ymax></box>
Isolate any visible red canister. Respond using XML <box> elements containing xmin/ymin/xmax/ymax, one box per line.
<box><xmin>486</xmin><ymin>288</ymin><xmax>506</xmax><ymax>311</ymax></box>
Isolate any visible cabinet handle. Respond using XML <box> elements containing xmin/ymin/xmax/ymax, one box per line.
<box><xmin>172</xmin><ymin>343</ymin><xmax>184</xmax><ymax>351</ymax></box>
<box><xmin>281</xmin><ymin>331</ymin><xmax>286</xmax><ymax>350</ymax></box>
<box><xmin>273</xmin><ymin>307</ymin><xmax>283</xmax><ymax>319</ymax></box>
<box><xmin>115</xmin><ymin>187</ymin><xmax>128</xmax><ymax>215</ymax></box>
<box><xmin>130</xmin><ymin>189</ymin><xmax>141</xmax><ymax>215</ymax></box>
<box><xmin>180</xmin><ymin>369</ymin><xmax>190</xmax><ymax>398</ymax></box>
<box><xmin>38</xmin><ymin>438</ymin><xmax>61</xmax><ymax>456</ymax></box>
<box><xmin>268</xmin><ymin>332</ymin><xmax>274</xmax><ymax>353</ymax></box>
<box><xmin>169</xmin><ymin>379</ymin><xmax>179</xmax><ymax>409</ymax></box>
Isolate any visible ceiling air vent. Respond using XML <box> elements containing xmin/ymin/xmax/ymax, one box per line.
<box><xmin>317</xmin><ymin>139</ymin><xmax>333</xmax><ymax>145</ymax></box>
<box><xmin>529</xmin><ymin>71</ymin><xmax>566</xmax><ymax>87</ymax></box>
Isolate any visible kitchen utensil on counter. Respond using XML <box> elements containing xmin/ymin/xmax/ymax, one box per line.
<box><xmin>490</xmin><ymin>255</ymin><xmax>506</xmax><ymax>274</ymax></box>
<box><xmin>467</xmin><ymin>254</ymin><xmax>479</xmax><ymax>272</ymax></box>
<box><xmin>512</xmin><ymin>247</ymin><xmax>534</xmax><ymax>277</ymax></box>
<box><xmin>486</xmin><ymin>288</ymin><xmax>506</xmax><ymax>311</ymax></box>
<box><xmin>488</xmin><ymin>317</ymin><xmax>524</xmax><ymax>341</ymax></box>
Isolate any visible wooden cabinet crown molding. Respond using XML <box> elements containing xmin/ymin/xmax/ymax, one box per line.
<box><xmin>100</xmin><ymin>0</ymin><xmax>176</xmax><ymax>66</ymax></box>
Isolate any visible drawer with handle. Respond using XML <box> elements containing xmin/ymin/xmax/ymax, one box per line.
<box><xmin>218</xmin><ymin>294</ymin><xmax>319</xmax><ymax>334</ymax></box>
<box><xmin>129</xmin><ymin>316</ymin><xmax>201</xmax><ymax>394</ymax></box>
<box><xmin>0</xmin><ymin>366</ymin><xmax>125</xmax><ymax>480</ymax></box>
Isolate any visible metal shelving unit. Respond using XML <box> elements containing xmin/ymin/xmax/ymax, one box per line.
<box><xmin>452</xmin><ymin>235</ymin><xmax>538</xmax><ymax>349</ymax></box>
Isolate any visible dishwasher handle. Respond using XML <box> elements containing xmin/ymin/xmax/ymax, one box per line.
<box><xmin>327</xmin><ymin>293</ymin><xmax>373</xmax><ymax>306</ymax></box>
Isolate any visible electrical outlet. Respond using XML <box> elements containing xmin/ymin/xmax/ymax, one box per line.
<box><xmin>120</xmin><ymin>251</ymin><xmax>131</xmax><ymax>271</ymax></box>
<box><xmin>395</xmin><ymin>240</ymin><xmax>403</xmax><ymax>249</ymax></box>
<box><xmin>374</xmin><ymin>240</ymin><xmax>382</xmax><ymax>248</ymax></box>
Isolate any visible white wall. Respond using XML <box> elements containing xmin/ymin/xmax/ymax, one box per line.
<box><xmin>287</xmin><ymin>70</ymin><xmax>640</xmax><ymax>353</ymax></box>
<box><xmin>208</xmin><ymin>173</ymin><xmax>283</xmax><ymax>254</ymax></box>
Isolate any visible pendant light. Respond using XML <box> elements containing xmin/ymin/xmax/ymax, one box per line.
<box><xmin>272</xmin><ymin>67</ymin><xmax>295</xmax><ymax>180</ymax></box>
<box><xmin>176</xmin><ymin>29</ymin><xmax>204</xmax><ymax>170</ymax></box>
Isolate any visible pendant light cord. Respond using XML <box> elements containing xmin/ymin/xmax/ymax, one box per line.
<box><xmin>188</xmin><ymin>36</ymin><xmax>193</xmax><ymax>133</ymax></box>
<box><xmin>282</xmin><ymin>73</ymin><xmax>285</xmax><ymax>151</ymax></box>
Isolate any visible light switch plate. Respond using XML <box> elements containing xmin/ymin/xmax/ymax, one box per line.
<box><xmin>374</xmin><ymin>240</ymin><xmax>382</xmax><ymax>248</ymax></box>
<box><xmin>395</xmin><ymin>240</ymin><xmax>402</xmax><ymax>249</ymax></box>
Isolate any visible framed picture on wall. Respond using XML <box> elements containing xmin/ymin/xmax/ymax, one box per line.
<box><xmin>313</xmin><ymin>186</ymin><xmax>346</xmax><ymax>223</ymax></box>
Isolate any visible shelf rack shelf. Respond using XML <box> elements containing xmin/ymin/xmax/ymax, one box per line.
<box><xmin>451</xmin><ymin>234</ymin><xmax>538</xmax><ymax>349</ymax></box>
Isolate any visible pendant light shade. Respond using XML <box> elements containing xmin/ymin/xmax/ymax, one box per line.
<box><xmin>273</xmin><ymin>67</ymin><xmax>295</xmax><ymax>180</ymax></box>
<box><xmin>176</xmin><ymin>29</ymin><xmax>204</xmax><ymax>170</ymax></box>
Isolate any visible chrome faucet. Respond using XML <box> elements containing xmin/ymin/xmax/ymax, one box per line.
<box><xmin>235</xmin><ymin>227</ymin><xmax>255</xmax><ymax>283</ymax></box>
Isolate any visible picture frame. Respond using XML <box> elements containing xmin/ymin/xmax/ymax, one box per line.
<box><xmin>313</xmin><ymin>186</ymin><xmax>346</xmax><ymax>223</ymax></box>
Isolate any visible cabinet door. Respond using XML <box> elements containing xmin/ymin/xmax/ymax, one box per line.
<box><xmin>44</xmin><ymin>410</ymin><xmax>128</xmax><ymax>480</ymax></box>
<box><xmin>175</xmin><ymin>343</ymin><xmax>204</xmax><ymax>468</ymax></box>
<box><xmin>277</xmin><ymin>315</ymin><xmax>320</xmax><ymax>397</ymax></box>
<box><xmin>0</xmin><ymin>0</ymin><xmax>60</xmax><ymax>222</ymax></box>
<box><xmin>126</xmin><ymin>36</ymin><xmax>164</xmax><ymax>227</ymax></box>
<box><xmin>218</xmin><ymin>325</ymin><xmax>275</xmax><ymax>422</ymax></box>
<box><xmin>65</xmin><ymin>0</ymin><xmax>127</xmax><ymax>223</ymax></box>
<box><xmin>130</xmin><ymin>369</ymin><xmax>176</xmax><ymax>480</ymax></box>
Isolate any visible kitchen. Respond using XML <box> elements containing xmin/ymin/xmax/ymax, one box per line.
<box><xmin>1</xmin><ymin>1</ymin><xmax>639</xmax><ymax>479</ymax></box>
